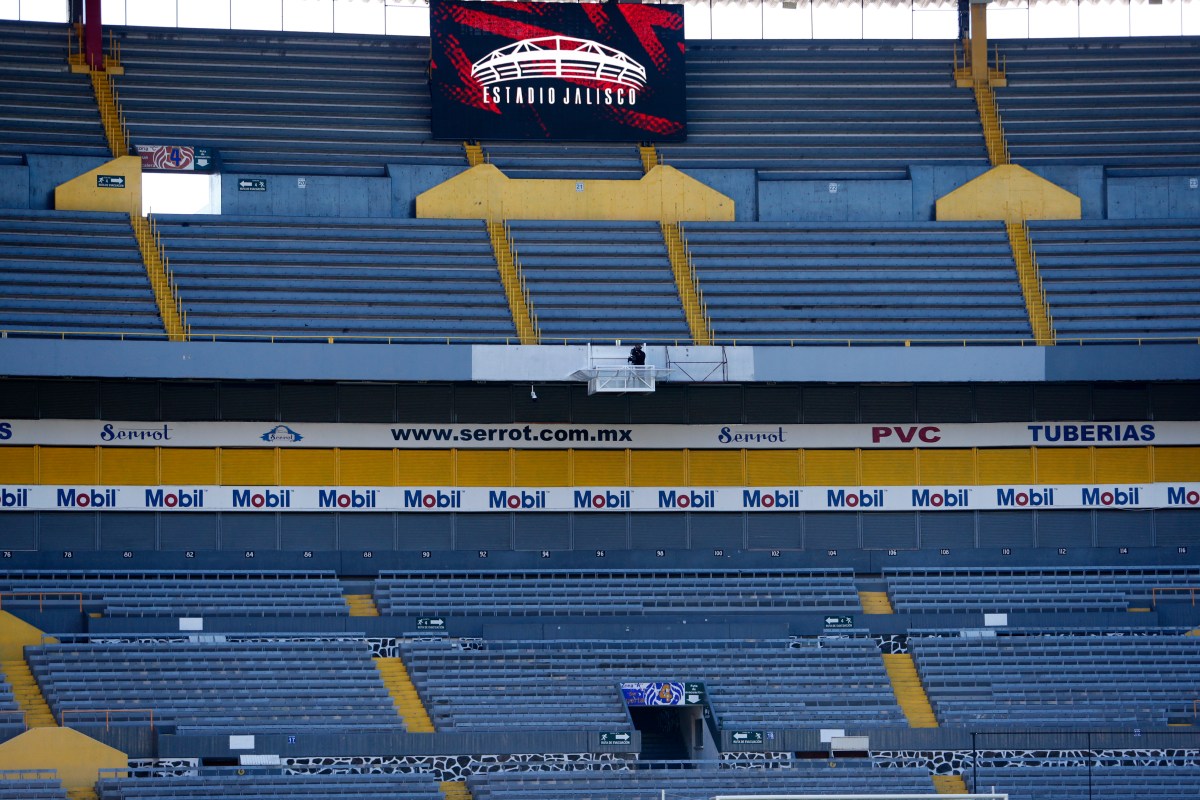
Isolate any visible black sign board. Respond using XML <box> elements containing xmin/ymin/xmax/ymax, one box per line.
<box><xmin>237</xmin><ymin>179</ymin><xmax>267</xmax><ymax>192</ymax></box>
<box><xmin>96</xmin><ymin>175</ymin><xmax>125</xmax><ymax>188</ymax></box>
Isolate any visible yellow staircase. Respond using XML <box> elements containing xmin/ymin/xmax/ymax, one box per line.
<box><xmin>660</xmin><ymin>222</ymin><xmax>713</xmax><ymax>345</ymax></box>
<box><xmin>1005</xmin><ymin>221</ymin><xmax>1055</xmax><ymax>345</ymax></box>
<box><xmin>344</xmin><ymin>594</ymin><xmax>379</xmax><ymax>617</ymax></box>
<box><xmin>129</xmin><ymin>211</ymin><xmax>189</xmax><ymax>342</ymax></box>
<box><xmin>486</xmin><ymin>221</ymin><xmax>539</xmax><ymax>344</ymax></box>
<box><xmin>859</xmin><ymin>591</ymin><xmax>894</xmax><ymax>614</ymax></box>
<box><xmin>931</xmin><ymin>774</ymin><xmax>970</xmax><ymax>794</ymax></box>
<box><xmin>374</xmin><ymin>657</ymin><xmax>435</xmax><ymax>732</ymax></box>
<box><xmin>0</xmin><ymin>659</ymin><xmax>57</xmax><ymax>728</ymax></box>
<box><xmin>464</xmin><ymin>142</ymin><xmax>486</xmax><ymax>167</ymax></box>
<box><xmin>973</xmin><ymin>82</ymin><xmax>1010</xmax><ymax>167</ymax></box>
<box><xmin>66</xmin><ymin>788</ymin><xmax>100</xmax><ymax>800</ymax></box>
<box><xmin>638</xmin><ymin>144</ymin><xmax>661</xmax><ymax>174</ymax></box>
<box><xmin>440</xmin><ymin>779</ymin><xmax>474</xmax><ymax>800</ymax></box>
<box><xmin>882</xmin><ymin>653</ymin><xmax>938</xmax><ymax>728</ymax></box>
<box><xmin>90</xmin><ymin>72</ymin><xmax>129</xmax><ymax>158</ymax></box>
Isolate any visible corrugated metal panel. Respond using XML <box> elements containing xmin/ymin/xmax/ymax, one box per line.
<box><xmin>976</xmin><ymin>448</ymin><xmax>1033</xmax><ymax>483</ymax></box>
<box><xmin>339</xmin><ymin>514</ymin><xmax>394</xmax><ymax>551</ymax></box>
<box><xmin>689</xmin><ymin>513</ymin><xmax>744</xmax><ymax>550</ymax></box>
<box><xmin>1154</xmin><ymin>510</ymin><xmax>1200</xmax><ymax>546</ymax></box>
<box><xmin>160</xmin><ymin>448</ymin><xmax>218</xmax><ymax>484</ymax></box>
<box><xmin>572</xmin><ymin>450</ymin><xmax>628</xmax><ymax>485</ymax></box>
<box><xmin>630</xmin><ymin>450</ymin><xmax>686</xmax><ymax>485</ymax></box>
<box><xmin>862</xmin><ymin>512</ymin><xmax>916</xmax><ymax>550</ymax></box>
<box><xmin>977</xmin><ymin>510</ymin><xmax>1034</xmax><ymax>547</ymax></box>
<box><xmin>860</xmin><ymin>449</ymin><xmax>917</xmax><ymax>484</ymax></box>
<box><xmin>99</xmin><ymin>447</ymin><xmax>158</xmax><ymax>485</ymax></box>
<box><xmin>629</xmin><ymin>386</ymin><xmax>687</xmax><ymax>423</ymax></box>
<box><xmin>220</xmin><ymin>514</ymin><xmax>279</xmax><ymax>550</ymax></box>
<box><xmin>1094</xmin><ymin>446</ymin><xmax>1151</xmax><ymax>482</ymax></box>
<box><xmin>802</xmin><ymin>386</ymin><xmax>858</xmax><ymax>423</ymax></box>
<box><xmin>575</xmin><ymin>514</ymin><xmax>631</xmax><ymax>550</ymax></box>
<box><xmin>976</xmin><ymin>385</ymin><xmax>1032</xmax><ymax>422</ymax></box>
<box><xmin>1</xmin><ymin>513</ymin><xmax>36</xmax><ymax>549</ymax></box>
<box><xmin>100</xmin><ymin>381</ymin><xmax>159</xmax><ymax>420</ymax></box>
<box><xmin>454</xmin><ymin>385</ymin><xmax>512</xmax><ymax>422</ymax></box>
<box><xmin>746</xmin><ymin>514</ymin><xmax>802</xmax><ymax>550</ymax></box>
<box><xmin>455</xmin><ymin>450</ymin><xmax>511</xmax><ymax>486</ymax></box>
<box><xmin>158</xmin><ymin>513</ymin><xmax>218</xmax><ymax>551</ymax></box>
<box><xmin>340</xmin><ymin>450</ymin><xmax>394</xmax><ymax>485</ymax></box>
<box><xmin>916</xmin><ymin>386</ymin><xmax>973</xmax><ymax>422</ymax></box>
<box><xmin>919</xmin><ymin>449</ymin><xmax>975</xmax><ymax>484</ymax></box>
<box><xmin>1035</xmin><ymin>447</ymin><xmax>1093</xmax><ymax>483</ymax></box>
<box><xmin>338</xmin><ymin>384</ymin><xmax>396</xmax><ymax>422</ymax></box>
<box><xmin>160</xmin><ymin>382</ymin><xmax>218</xmax><ymax>420</ymax></box>
<box><xmin>918</xmin><ymin>511</ymin><xmax>976</xmax><ymax>549</ymax></box>
<box><xmin>803</xmin><ymin>450</ymin><xmax>858</xmax><ymax>485</ymax></box>
<box><xmin>219</xmin><ymin>382</ymin><xmax>277</xmax><ymax>421</ymax></box>
<box><xmin>454</xmin><ymin>514</ymin><xmax>512</xmax><ymax>550</ymax></box>
<box><xmin>804</xmin><ymin>513</ymin><xmax>859</xmax><ymax>549</ymax></box>
<box><xmin>0</xmin><ymin>446</ymin><xmax>38</xmax><ymax>482</ymax></box>
<box><xmin>1034</xmin><ymin>510</ymin><xmax>1094</xmax><ymax>548</ymax></box>
<box><xmin>1034</xmin><ymin>384</ymin><xmax>1091</xmax><ymax>421</ymax></box>
<box><xmin>278</xmin><ymin>383</ymin><xmax>337</xmax><ymax>422</ymax></box>
<box><xmin>688</xmin><ymin>386</ymin><xmax>743</xmax><ymax>424</ymax></box>
<box><xmin>397</xmin><ymin>385</ymin><xmax>453</xmax><ymax>422</ymax></box>
<box><xmin>746</xmin><ymin>450</ymin><xmax>801</xmax><ymax>485</ymax></box>
<box><xmin>570</xmin><ymin>387</ymin><xmax>629</xmax><ymax>423</ymax></box>
<box><xmin>687</xmin><ymin>450</ymin><xmax>744</xmax><ymax>485</ymax></box>
<box><xmin>744</xmin><ymin>386</ymin><xmax>800</xmax><ymax>424</ymax></box>
<box><xmin>39</xmin><ymin>380</ymin><xmax>99</xmax><ymax>418</ymax></box>
<box><xmin>1151</xmin><ymin>382</ymin><xmax>1200</xmax><ymax>420</ymax></box>
<box><xmin>37</xmin><ymin>512</ymin><xmax>97</xmax><ymax>551</ymax></box>
<box><xmin>1093</xmin><ymin>384</ymin><xmax>1149</xmax><ymax>420</ymax></box>
<box><xmin>514</xmin><ymin>450</ymin><xmax>570</xmax><ymax>486</ymax></box>
<box><xmin>1154</xmin><ymin>446</ymin><xmax>1200</xmax><ymax>481</ymax></box>
<box><xmin>515</xmin><ymin>385</ymin><xmax>570</xmax><ymax>422</ymax></box>
<box><xmin>219</xmin><ymin>449</ymin><xmax>277</xmax><ymax>485</ymax></box>
<box><xmin>99</xmin><ymin>513</ymin><xmax>156</xmax><ymax>550</ymax></box>
<box><xmin>859</xmin><ymin>386</ymin><xmax>915</xmax><ymax>423</ymax></box>
<box><xmin>514</xmin><ymin>513</ymin><xmax>570</xmax><ymax>551</ymax></box>
<box><xmin>1095</xmin><ymin>509</ymin><xmax>1153</xmax><ymax>548</ymax></box>
<box><xmin>279</xmin><ymin>449</ymin><xmax>337</xmax><ymax>485</ymax></box>
<box><xmin>0</xmin><ymin>379</ymin><xmax>38</xmax><ymax>417</ymax></box>
<box><xmin>397</xmin><ymin>450</ymin><xmax>456</xmax><ymax>485</ymax></box>
<box><xmin>398</xmin><ymin>514</ymin><xmax>453</xmax><ymax>551</ymax></box>
<box><xmin>629</xmin><ymin>513</ymin><xmax>683</xmax><ymax>550</ymax></box>
<box><xmin>40</xmin><ymin>446</ymin><xmax>97</xmax><ymax>483</ymax></box>
<box><xmin>280</xmin><ymin>514</ymin><xmax>337</xmax><ymax>551</ymax></box>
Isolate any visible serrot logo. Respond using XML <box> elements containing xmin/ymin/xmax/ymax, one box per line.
<box><xmin>261</xmin><ymin>425</ymin><xmax>303</xmax><ymax>443</ymax></box>
<box><xmin>1081</xmin><ymin>486</ymin><xmax>1141</xmax><ymax>507</ymax></box>
<box><xmin>317</xmin><ymin>489</ymin><xmax>377</xmax><ymax>509</ymax></box>
<box><xmin>145</xmin><ymin>489</ymin><xmax>205</xmax><ymax>509</ymax></box>
<box><xmin>0</xmin><ymin>488</ymin><xmax>29</xmax><ymax>508</ymax></box>
<box><xmin>57</xmin><ymin>488</ymin><xmax>118</xmax><ymax>508</ymax></box>
<box><xmin>574</xmin><ymin>489</ymin><xmax>631</xmax><ymax>509</ymax></box>
<box><xmin>403</xmin><ymin>490</ymin><xmax>463</xmax><ymax>509</ymax></box>
<box><xmin>658</xmin><ymin>490</ymin><xmax>716</xmax><ymax>509</ymax></box>
<box><xmin>1168</xmin><ymin>486</ymin><xmax>1200</xmax><ymax>506</ymax></box>
<box><xmin>827</xmin><ymin>489</ymin><xmax>886</xmax><ymax>509</ymax></box>
<box><xmin>911</xmin><ymin>489</ymin><xmax>970</xmax><ymax>508</ymax></box>
<box><xmin>996</xmin><ymin>487</ymin><xmax>1056</xmax><ymax>507</ymax></box>
<box><xmin>231</xmin><ymin>489</ymin><xmax>292</xmax><ymax>509</ymax></box>
<box><xmin>0</xmin><ymin>422</ymin><xmax>12</xmax><ymax>440</ymax></box>
<box><xmin>742</xmin><ymin>489</ymin><xmax>801</xmax><ymax>509</ymax></box>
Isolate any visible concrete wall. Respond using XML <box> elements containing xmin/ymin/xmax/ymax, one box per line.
<box><xmin>0</xmin><ymin>165</ymin><xmax>30</xmax><ymax>209</ymax></box>
<box><xmin>759</xmin><ymin>178</ymin><xmax>913</xmax><ymax>222</ymax></box>
<box><xmin>25</xmin><ymin>155</ymin><xmax>110</xmax><ymax>210</ymax></box>
<box><xmin>390</xmin><ymin>164</ymin><xmax>465</xmax><ymax>218</ymax></box>
<box><xmin>1108</xmin><ymin>174</ymin><xmax>1200</xmax><ymax>219</ymax></box>
<box><xmin>221</xmin><ymin>173</ymin><xmax>392</xmax><ymax>217</ymax></box>
<box><xmin>682</xmin><ymin>169</ymin><xmax>757</xmax><ymax>221</ymax></box>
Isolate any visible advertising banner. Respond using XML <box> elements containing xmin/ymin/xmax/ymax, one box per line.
<box><xmin>2</xmin><ymin>484</ymin><xmax>1196</xmax><ymax>512</ymax></box>
<box><xmin>0</xmin><ymin>420</ymin><xmax>1195</xmax><ymax>450</ymax></box>
<box><xmin>429</xmin><ymin>0</ymin><xmax>686</xmax><ymax>141</ymax></box>
<box><xmin>135</xmin><ymin>144</ymin><xmax>215</xmax><ymax>172</ymax></box>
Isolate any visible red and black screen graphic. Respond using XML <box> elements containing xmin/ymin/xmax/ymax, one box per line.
<box><xmin>430</xmin><ymin>0</ymin><xmax>686</xmax><ymax>142</ymax></box>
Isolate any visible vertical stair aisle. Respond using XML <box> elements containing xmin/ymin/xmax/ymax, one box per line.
<box><xmin>883</xmin><ymin>654</ymin><xmax>938</xmax><ymax>728</ymax></box>
<box><xmin>931</xmin><ymin>775</ymin><xmax>970</xmax><ymax>794</ymax></box>
<box><xmin>486</xmin><ymin>221</ymin><xmax>540</xmax><ymax>344</ymax></box>
<box><xmin>859</xmin><ymin>591</ymin><xmax>895</xmax><ymax>614</ymax></box>
<box><xmin>440</xmin><ymin>780</ymin><xmax>475</xmax><ymax>800</ymax></box>
<box><xmin>0</xmin><ymin>659</ymin><xmax>57</xmax><ymax>728</ymax></box>
<box><xmin>374</xmin><ymin>657</ymin><xmax>436</xmax><ymax>732</ymax></box>
<box><xmin>344</xmin><ymin>595</ymin><xmax>380</xmax><ymax>616</ymax></box>
<box><xmin>973</xmin><ymin>82</ymin><xmax>1010</xmax><ymax>167</ymax></box>
<box><xmin>464</xmin><ymin>141</ymin><xmax>486</xmax><ymax>167</ymax></box>
<box><xmin>638</xmin><ymin>144</ymin><xmax>661</xmax><ymax>174</ymax></box>
<box><xmin>1006</xmin><ymin>221</ymin><xmax>1056</xmax><ymax>345</ymax></box>
<box><xmin>660</xmin><ymin>223</ymin><xmax>713</xmax><ymax>345</ymax></box>
<box><xmin>129</xmin><ymin>211</ymin><xmax>190</xmax><ymax>342</ymax></box>
<box><xmin>69</xmin><ymin>26</ymin><xmax>128</xmax><ymax>158</ymax></box>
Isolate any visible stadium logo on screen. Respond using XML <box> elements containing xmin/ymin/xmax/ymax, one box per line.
<box><xmin>473</xmin><ymin>36</ymin><xmax>646</xmax><ymax>107</ymax></box>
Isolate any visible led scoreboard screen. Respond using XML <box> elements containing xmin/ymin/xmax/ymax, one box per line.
<box><xmin>429</xmin><ymin>0</ymin><xmax>686</xmax><ymax>141</ymax></box>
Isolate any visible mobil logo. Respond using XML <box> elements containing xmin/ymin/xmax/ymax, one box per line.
<box><xmin>57</xmin><ymin>488</ymin><xmax>118</xmax><ymax>508</ymax></box>
<box><xmin>574</xmin><ymin>490</ymin><xmax>631</xmax><ymax>509</ymax></box>
<box><xmin>658</xmin><ymin>490</ymin><xmax>716</xmax><ymax>509</ymax></box>
<box><xmin>911</xmin><ymin>488</ymin><xmax>970</xmax><ymax>508</ymax></box>
<box><xmin>317</xmin><ymin>489</ymin><xmax>377</xmax><ymax>509</ymax></box>
<box><xmin>0</xmin><ymin>487</ymin><xmax>29</xmax><ymax>508</ymax></box>
<box><xmin>402</xmin><ymin>489</ymin><xmax>462</xmax><ymax>509</ymax></box>
<box><xmin>1167</xmin><ymin>486</ymin><xmax>1200</xmax><ymax>506</ymax></box>
<box><xmin>1081</xmin><ymin>486</ymin><xmax>1141</xmax><ymax>507</ymax></box>
<box><xmin>871</xmin><ymin>426</ymin><xmax>941</xmax><ymax>444</ymax></box>
<box><xmin>145</xmin><ymin>488</ymin><xmax>205</xmax><ymax>509</ymax></box>
<box><xmin>996</xmin><ymin>487</ymin><xmax>1055</xmax><ymax>507</ymax></box>
<box><xmin>826</xmin><ymin>489</ymin><xmax>886</xmax><ymax>509</ymax></box>
<box><xmin>231</xmin><ymin>489</ymin><xmax>292</xmax><ymax>509</ymax></box>
<box><xmin>488</xmin><ymin>490</ymin><xmax>547</xmax><ymax>510</ymax></box>
<box><xmin>742</xmin><ymin>489</ymin><xmax>801</xmax><ymax>509</ymax></box>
